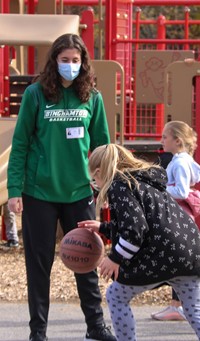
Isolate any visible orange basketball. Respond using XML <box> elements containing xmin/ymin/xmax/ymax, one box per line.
<box><xmin>59</xmin><ymin>228</ymin><xmax>105</xmax><ymax>273</ymax></box>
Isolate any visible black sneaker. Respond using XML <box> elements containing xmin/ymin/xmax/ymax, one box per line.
<box><xmin>29</xmin><ymin>332</ymin><xmax>48</xmax><ymax>341</ymax></box>
<box><xmin>4</xmin><ymin>240</ymin><xmax>19</xmax><ymax>248</ymax></box>
<box><xmin>84</xmin><ymin>324</ymin><xmax>116</xmax><ymax>341</ymax></box>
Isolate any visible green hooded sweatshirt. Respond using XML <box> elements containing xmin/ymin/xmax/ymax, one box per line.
<box><xmin>7</xmin><ymin>82</ymin><xmax>110</xmax><ymax>203</ymax></box>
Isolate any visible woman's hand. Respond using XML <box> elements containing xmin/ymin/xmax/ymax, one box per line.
<box><xmin>77</xmin><ymin>220</ymin><xmax>101</xmax><ymax>233</ymax></box>
<box><xmin>8</xmin><ymin>197</ymin><xmax>23</xmax><ymax>214</ymax></box>
<box><xmin>99</xmin><ymin>256</ymin><xmax>119</xmax><ymax>282</ymax></box>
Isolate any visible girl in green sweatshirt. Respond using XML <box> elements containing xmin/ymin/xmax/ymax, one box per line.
<box><xmin>7</xmin><ymin>33</ymin><xmax>116</xmax><ymax>341</ymax></box>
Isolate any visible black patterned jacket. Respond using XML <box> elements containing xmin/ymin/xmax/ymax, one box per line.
<box><xmin>99</xmin><ymin>167</ymin><xmax>200</xmax><ymax>285</ymax></box>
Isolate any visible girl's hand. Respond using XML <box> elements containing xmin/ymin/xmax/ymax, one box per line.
<box><xmin>8</xmin><ymin>197</ymin><xmax>23</xmax><ymax>214</ymax></box>
<box><xmin>77</xmin><ymin>220</ymin><xmax>101</xmax><ymax>233</ymax></box>
<box><xmin>99</xmin><ymin>256</ymin><xmax>119</xmax><ymax>282</ymax></box>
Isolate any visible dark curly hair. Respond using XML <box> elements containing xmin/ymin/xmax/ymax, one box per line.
<box><xmin>39</xmin><ymin>33</ymin><xmax>95</xmax><ymax>103</ymax></box>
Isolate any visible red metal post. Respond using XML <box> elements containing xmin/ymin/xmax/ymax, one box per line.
<box><xmin>132</xmin><ymin>7</ymin><xmax>141</xmax><ymax>139</ymax></box>
<box><xmin>27</xmin><ymin>0</ymin><xmax>36</xmax><ymax>74</ymax></box>
<box><xmin>125</xmin><ymin>0</ymin><xmax>134</xmax><ymax>138</ymax></box>
<box><xmin>27</xmin><ymin>0</ymin><xmax>35</xmax><ymax>12</ymax></box>
<box><xmin>105</xmin><ymin>0</ymin><xmax>117</xmax><ymax>60</ymax></box>
<box><xmin>105</xmin><ymin>0</ymin><xmax>112</xmax><ymax>60</ymax></box>
<box><xmin>156</xmin><ymin>14</ymin><xmax>166</xmax><ymax>137</ymax></box>
<box><xmin>81</xmin><ymin>9</ymin><xmax>95</xmax><ymax>59</ymax></box>
<box><xmin>1</xmin><ymin>0</ymin><xmax>9</xmax><ymax>12</ymax></box>
<box><xmin>1</xmin><ymin>216</ymin><xmax>7</xmax><ymax>241</ymax></box>
<box><xmin>0</xmin><ymin>0</ymin><xmax>10</xmax><ymax>116</ymax></box>
<box><xmin>0</xmin><ymin>0</ymin><xmax>10</xmax><ymax>240</ymax></box>
<box><xmin>3</xmin><ymin>46</ymin><xmax>9</xmax><ymax>117</ymax></box>
<box><xmin>100</xmin><ymin>207</ymin><xmax>111</xmax><ymax>245</ymax></box>
<box><xmin>101</xmin><ymin>0</ymin><xmax>119</xmax><ymax>225</ymax></box>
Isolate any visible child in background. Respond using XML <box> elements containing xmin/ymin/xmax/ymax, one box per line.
<box><xmin>151</xmin><ymin>120</ymin><xmax>200</xmax><ymax>321</ymax></box>
<box><xmin>78</xmin><ymin>143</ymin><xmax>200</xmax><ymax>341</ymax></box>
<box><xmin>1</xmin><ymin>202</ymin><xmax>19</xmax><ymax>247</ymax></box>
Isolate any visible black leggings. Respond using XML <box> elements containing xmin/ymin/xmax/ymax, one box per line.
<box><xmin>22</xmin><ymin>193</ymin><xmax>104</xmax><ymax>336</ymax></box>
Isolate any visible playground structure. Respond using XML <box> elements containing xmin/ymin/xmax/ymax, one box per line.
<box><xmin>1</xmin><ymin>0</ymin><xmax>200</xmax><ymax>235</ymax></box>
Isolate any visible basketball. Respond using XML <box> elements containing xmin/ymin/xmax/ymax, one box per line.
<box><xmin>59</xmin><ymin>228</ymin><xmax>105</xmax><ymax>273</ymax></box>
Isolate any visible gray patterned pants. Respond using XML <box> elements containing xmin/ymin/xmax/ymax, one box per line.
<box><xmin>106</xmin><ymin>276</ymin><xmax>200</xmax><ymax>341</ymax></box>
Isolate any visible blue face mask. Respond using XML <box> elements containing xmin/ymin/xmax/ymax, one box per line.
<box><xmin>58</xmin><ymin>62</ymin><xmax>81</xmax><ymax>81</ymax></box>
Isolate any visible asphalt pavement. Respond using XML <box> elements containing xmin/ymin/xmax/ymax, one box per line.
<box><xmin>0</xmin><ymin>302</ymin><xmax>198</xmax><ymax>341</ymax></box>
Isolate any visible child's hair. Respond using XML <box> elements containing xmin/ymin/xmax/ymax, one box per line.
<box><xmin>164</xmin><ymin>121</ymin><xmax>197</xmax><ymax>156</ymax></box>
<box><xmin>89</xmin><ymin>143</ymin><xmax>159</xmax><ymax>210</ymax></box>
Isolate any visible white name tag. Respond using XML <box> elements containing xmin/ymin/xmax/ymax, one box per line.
<box><xmin>66</xmin><ymin>127</ymin><xmax>84</xmax><ymax>139</ymax></box>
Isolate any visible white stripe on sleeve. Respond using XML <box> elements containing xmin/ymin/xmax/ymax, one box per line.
<box><xmin>115</xmin><ymin>237</ymin><xmax>140</xmax><ymax>259</ymax></box>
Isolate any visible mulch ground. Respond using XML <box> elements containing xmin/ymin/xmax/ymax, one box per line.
<box><xmin>0</xmin><ymin>217</ymin><xmax>171</xmax><ymax>305</ymax></box>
